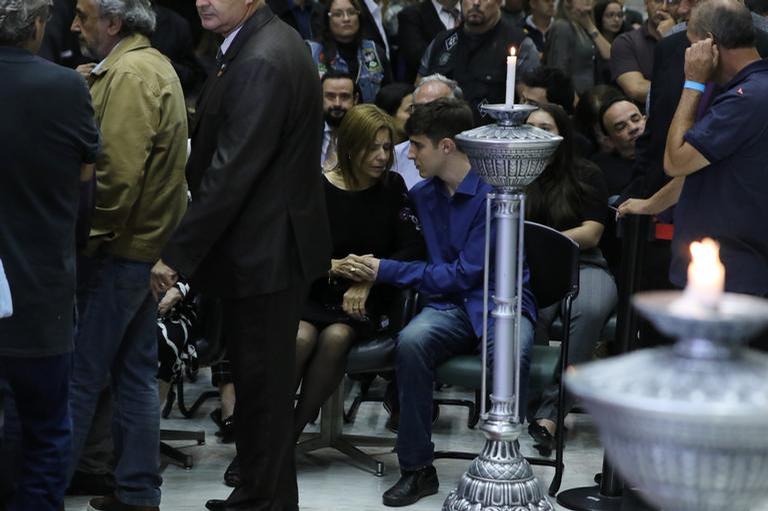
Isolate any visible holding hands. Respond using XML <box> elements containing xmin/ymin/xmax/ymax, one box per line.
<box><xmin>685</xmin><ymin>38</ymin><xmax>719</xmax><ymax>83</ymax></box>
<box><xmin>342</xmin><ymin>282</ymin><xmax>374</xmax><ymax>320</ymax></box>
<box><xmin>331</xmin><ymin>254</ymin><xmax>380</xmax><ymax>282</ymax></box>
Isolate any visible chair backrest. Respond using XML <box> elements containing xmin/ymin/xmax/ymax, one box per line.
<box><xmin>524</xmin><ymin>221</ymin><xmax>580</xmax><ymax>309</ymax></box>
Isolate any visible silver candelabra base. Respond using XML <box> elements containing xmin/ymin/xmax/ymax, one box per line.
<box><xmin>443</xmin><ymin>104</ymin><xmax>562</xmax><ymax>511</ymax></box>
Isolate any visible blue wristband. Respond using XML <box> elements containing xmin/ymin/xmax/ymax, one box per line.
<box><xmin>684</xmin><ymin>80</ymin><xmax>706</xmax><ymax>93</ymax></box>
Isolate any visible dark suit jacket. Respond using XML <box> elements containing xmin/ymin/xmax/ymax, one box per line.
<box><xmin>398</xmin><ymin>1</ymin><xmax>445</xmax><ymax>82</ymax></box>
<box><xmin>624</xmin><ymin>28</ymin><xmax>768</xmax><ymax>201</ymax></box>
<box><xmin>162</xmin><ymin>6</ymin><xmax>332</xmax><ymax>298</ymax></box>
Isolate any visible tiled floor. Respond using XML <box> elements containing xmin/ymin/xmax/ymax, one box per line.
<box><xmin>63</xmin><ymin>371</ymin><xmax>767</xmax><ymax>511</ymax></box>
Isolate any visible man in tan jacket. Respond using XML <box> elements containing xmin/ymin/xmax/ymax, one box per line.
<box><xmin>66</xmin><ymin>1</ymin><xmax>188</xmax><ymax>510</ymax></box>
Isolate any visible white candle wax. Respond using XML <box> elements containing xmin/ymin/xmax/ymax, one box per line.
<box><xmin>505</xmin><ymin>47</ymin><xmax>517</xmax><ymax>106</ymax></box>
<box><xmin>683</xmin><ymin>238</ymin><xmax>725</xmax><ymax>310</ymax></box>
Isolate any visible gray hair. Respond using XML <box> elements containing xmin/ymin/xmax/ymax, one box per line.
<box><xmin>689</xmin><ymin>0</ymin><xmax>755</xmax><ymax>49</ymax></box>
<box><xmin>415</xmin><ymin>73</ymin><xmax>464</xmax><ymax>100</ymax></box>
<box><xmin>96</xmin><ymin>0</ymin><xmax>156</xmax><ymax>37</ymax></box>
<box><xmin>0</xmin><ymin>0</ymin><xmax>51</xmax><ymax>46</ymax></box>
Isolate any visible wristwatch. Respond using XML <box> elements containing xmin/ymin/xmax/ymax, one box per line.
<box><xmin>589</xmin><ymin>29</ymin><xmax>600</xmax><ymax>39</ymax></box>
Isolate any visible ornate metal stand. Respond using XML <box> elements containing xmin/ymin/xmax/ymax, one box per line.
<box><xmin>443</xmin><ymin>104</ymin><xmax>562</xmax><ymax>511</ymax></box>
<box><xmin>567</xmin><ymin>290</ymin><xmax>768</xmax><ymax>511</ymax></box>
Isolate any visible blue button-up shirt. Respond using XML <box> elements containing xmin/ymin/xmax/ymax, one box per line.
<box><xmin>376</xmin><ymin>169</ymin><xmax>537</xmax><ymax>337</ymax></box>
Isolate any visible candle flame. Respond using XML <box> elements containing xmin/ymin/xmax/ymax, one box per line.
<box><xmin>690</xmin><ymin>238</ymin><xmax>721</xmax><ymax>267</ymax></box>
<box><xmin>509</xmin><ymin>46</ymin><xmax>516</xmax><ymax>57</ymax></box>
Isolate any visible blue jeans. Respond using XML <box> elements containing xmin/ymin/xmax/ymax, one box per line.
<box><xmin>394</xmin><ymin>305</ymin><xmax>534</xmax><ymax>470</ymax></box>
<box><xmin>69</xmin><ymin>255</ymin><xmax>161</xmax><ymax>507</ymax></box>
<box><xmin>0</xmin><ymin>354</ymin><xmax>71</xmax><ymax>511</ymax></box>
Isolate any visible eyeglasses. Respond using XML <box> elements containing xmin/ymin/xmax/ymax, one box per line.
<box><xmin>652</xmin><ymin>0</ymin><xmax>681</xmax><ymax>5</ymax></box>
<box><xmin>328</xmin><ymin>9</ymin><xmax>360</xmax><ymax>18</ymax></box>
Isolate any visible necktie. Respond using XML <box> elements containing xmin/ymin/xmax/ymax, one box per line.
<box><xmin>215</xmin><ymin>48</ymin><xmax>224</xmax><ymax>67</ymax></box>
<box><xmin>442</xmin><ymin>7</ymin><xmax>461</xmax><ymax>28</ymax></box>
<box><xmin>323</xmin><ymin>133</ymin><xmax>338</xmax><ymax>171</ymax></box>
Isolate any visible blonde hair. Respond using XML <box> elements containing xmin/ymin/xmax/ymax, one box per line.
<box><xmin>335</xmin><ymin>104</ymin><xmax>395</xmax><ymax>188</ymax></box>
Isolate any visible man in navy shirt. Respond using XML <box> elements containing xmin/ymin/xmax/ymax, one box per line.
<box><xmin>0</xmin><ymin>0</ymin><xmax>99</xmax><ymax>509</ymax></box>
<box><xmin>352</xmin><ymin>98</ymin><xmax>537</xmax><ymax>507</ymax></box>
<box><xmin>664</xmin><ymin>0</ymin><xmax>768</xmax><ymax>298</ymax></box>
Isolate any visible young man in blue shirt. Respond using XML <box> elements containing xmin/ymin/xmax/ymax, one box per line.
<box><xmin>350</xmin><ymin>98</ymin><xmax>537</xmax><ymax>507</ymax></box>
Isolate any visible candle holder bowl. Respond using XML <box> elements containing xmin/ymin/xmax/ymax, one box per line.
<box><xmin>566</xmin><ymin>291</ymin><xmax>768</xmax><ymax>511</ymax></box>
<box><xmin>455</xmin><ymin>104</ymin><xmax>562</xmax><ymax>189</ymax></box>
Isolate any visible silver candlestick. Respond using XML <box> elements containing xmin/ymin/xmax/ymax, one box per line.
<box><xmin>566</xmin><ymin>290</ymin><xmax>768</xmax><ymax>511</ymax></box>
<box><xmin>442</xmin><ymin>104</ymin><xmax>562</xmax><ymax>511</ymax></box>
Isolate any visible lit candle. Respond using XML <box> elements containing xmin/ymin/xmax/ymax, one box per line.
<box><xmin>505</xmin><ymin>47</ymin><xmax>517</xmax><ymax>106</ymax></box>
<box><xmin>683</xmin><ymin>238</ymin><xmax>725</xmax><ymax>310</ymax></box>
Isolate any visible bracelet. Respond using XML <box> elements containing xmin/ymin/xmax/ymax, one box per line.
<box><xmin>683</xmin><ymin>80</ymin><xmax>706</xmax><ymax>93</ymax></box>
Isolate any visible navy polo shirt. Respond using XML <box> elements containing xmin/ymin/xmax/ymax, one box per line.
<box><xmin>671</xmin><ymin>59</ymin><xmax>768</xmax><ymax>296</ymax></box>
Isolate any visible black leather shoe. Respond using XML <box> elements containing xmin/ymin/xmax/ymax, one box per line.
<box><xmin>204</xmin><ymin>499</ymin><xmax>227</xmax><ymax>510</ymax></box>
<box><xmin>224</xmin><ymin>456</ymin><xmax>241</xmax><ymax>488</ymax></box>
<box><xmin>528</xmin><ymin>422</ymin><xmax>556</xmax><ymax>456</ymax></box>
<box><xmin>382</xmin><ymin>465</ymin><xmax>439</xmax><ymax>507</ymax></box>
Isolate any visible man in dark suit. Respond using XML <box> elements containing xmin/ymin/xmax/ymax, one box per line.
<box><xmin>398</xmin><ymin>0</ymin><xmax>458</xmax><ymax>82</ymax></box>
<box><xmin>150</xmin><ymin>1</ymin><xmax>332</xmax><ymax>509</ymax></box>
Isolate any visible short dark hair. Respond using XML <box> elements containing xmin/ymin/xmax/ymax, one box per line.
<box><xmin>689</xmin><ymin>0</ymin><xmax>755</xmax><ymax>49</ymax></box>
<box><xmin>598</xmin><ymin>95</ymin><xmax>635</xmax><ymax>134</ymax></box>
<box><xmin>375</xmin><ymin>82</ymin><xmax>415</xmax><ymax>116</ymax></box>
<box><xmin>321</xmin><ymin>69</ymin><xmax>361</xmax><ymax>99</ymax></box>
<box><xmin>746</xmin><ymin>0</ymin><xmax>768</xmax><ymax>16</ymax></box>
<box><xmin>405</xmin><ymin>98</ymin><xmax>474</xmax><ymax>147</ymax></box>
<box><xmin>520</xmin><ymin>66</ymin><xmax>576</xmax><ymax>114</ymax></box>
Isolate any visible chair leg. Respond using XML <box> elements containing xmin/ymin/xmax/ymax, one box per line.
<box><xmin>160</xmin><ymin>441</ymin><xmax>193</xmax><ymax>469</ymax></box>
<box><xmin>297</xmin><ymin>383</ymin><xmax>390</xmax><ymax>477</ymax></box>
<box><xmin>162</xmin><ymin>384</ymin><xmax>176</xmax><ymax>419</ymax></box>
<box><xmin>469</xmin><ymin>389</ymin><xmax>482</xmax><ymax>429</ymax></box>
<box><xmin>176</xmin><ymin>374</ymin><xmax>219</xmax><ymax>419</ymax></box>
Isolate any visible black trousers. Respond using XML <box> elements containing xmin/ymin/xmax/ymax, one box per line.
<box><xmin>222</xmin><ymin>280</ymin><xmax>308</xmax><ymax>511</ymax></box>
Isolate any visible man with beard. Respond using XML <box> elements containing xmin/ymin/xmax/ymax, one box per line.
<box><xmin>419</xmin><ymin>0</ymin><xmax>540</xmax><ymax>123</ymax></box>
<box><xmin>66</xmin><ymin>1</ymin><xmax>189</xmax><ymax>510</ymax></box>
<box><xmin>321</xmin><ymin>69</ymin><xmax>359</xmax><ymax>171</ymax></box>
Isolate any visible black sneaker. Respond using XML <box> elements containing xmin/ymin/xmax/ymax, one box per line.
<box><xmin>382</xmin><ymin>465</ymin><xmax>439</xmax><ymax>507</ymax></box>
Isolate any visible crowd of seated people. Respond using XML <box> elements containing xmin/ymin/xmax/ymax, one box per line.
<box><xmin>5</xmin><ymin>0</ymin><xmax>768</xmax><ymax>509</ymax></box>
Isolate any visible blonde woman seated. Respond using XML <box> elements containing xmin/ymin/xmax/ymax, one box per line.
<box><xmin>294</xmin><ymin>104</ymin><xmax>425</xmax><ymax>439</ymax></box>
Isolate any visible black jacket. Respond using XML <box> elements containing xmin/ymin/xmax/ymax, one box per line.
<box><xmin>162</xmin><ymin>7</ymin><xmax>332</xmax><ymax>298</ymax></box>
<box><xmin>422</xmin><ymin>18</ymin><xmax>533</xmax><ymax>123</ymax></box>
<box><xmin>398</xmin><ymin>1</ymin><xmax>446</xmax><ymax>82</ymax></box>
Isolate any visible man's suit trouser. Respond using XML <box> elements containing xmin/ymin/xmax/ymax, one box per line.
<box><xmin>223</xmin><ymin>279</ymin><xmax>308</xmax><ymax>511</ymax></box>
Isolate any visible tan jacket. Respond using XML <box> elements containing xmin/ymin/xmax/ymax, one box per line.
<box><xmin>86</xmin><ymin>33</ymin><xmax>188</xmax><ymax>263</ymax></box>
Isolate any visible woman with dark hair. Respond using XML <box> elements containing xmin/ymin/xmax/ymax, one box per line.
<box><xmin>524</xmin><ymin>104</ymin><xmax>618</xmax><ymax>454</ymax></box>
<box><xmin>594</xmin><ymin>0</ymin><xmax>626</xmax><ymax>82</ymax></box>
<box><xmin>544</xmin><ymin>0</ymin><xmax>613</xmax><ymax>93</ymax></box>
<box><xmin>307</xmin><ymin>0</ymin><xmax>393</xmax><ymax>103</ymax></box>
<box><xmin>375</xmin><ymin>82</ymin><xmax>414</xmax><ymax>143</ymax></box>
<box><xmin>294</xmin><ymin>104</ymin><xmax>424</xmax><ymax>439</ymax></box>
